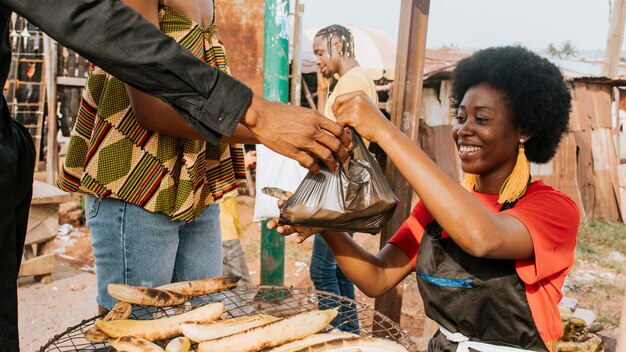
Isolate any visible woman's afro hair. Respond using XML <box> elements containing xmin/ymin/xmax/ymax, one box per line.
<box><xmin>450</xmin><ymin>46</ymin><xmax>572</xmax><ymax>163</ymax></box>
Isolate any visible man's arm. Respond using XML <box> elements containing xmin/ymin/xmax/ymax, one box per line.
<box><xmin>2</xmin><ymin>0</ymin><xmax>351</xmax><ymax>171</ymax></box>
<box><xmin>3</xmin><ymin>0</ymin><xmax>246</xmax><ymax>144</ymax></box>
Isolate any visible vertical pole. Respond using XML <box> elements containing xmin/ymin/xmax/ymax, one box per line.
<box><xmin>43</xmin><ymin>34</ymin><xmax>57</xmax><ymax>184</ymax></box>
<box><xmin>375</xmin><ymin>0</ymin><xmax>430</xmax><ymax>333</ymax></box>
<box><xmin>289</xmin><ymin>0</ymin><xmax>304</xmax><ymax>106</ymax></box>
<box><xmin>260</xmin><ymin>0</ymin><xmax>290</xmax><ymax>286</ymax></box>
<box><xmin>617</xmin><ymin>286</ymin><xmax>626</xmax><ymax>352</ymax></box>
<box><xmin>603</xmin><ymin>0</ymin><xmax>626</xmax><ymax>77</ymax></box>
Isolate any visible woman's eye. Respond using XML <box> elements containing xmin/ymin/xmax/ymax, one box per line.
<box><xmin>455</xmin><ymin>115</ymin><xmax>467</xmax><ymax>122</ymax></box>
<box><xmin>475</xmin><ymin>116</ymin><xmax>487</xmax><ymax>123</ymax></box>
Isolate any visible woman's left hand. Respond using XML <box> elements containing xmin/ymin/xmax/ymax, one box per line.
<box><xmin>266</xmin><ymin>219</ymin><xmax>319</xmax><ymax>244</ymax></box>
<box><xmin>333</xmin><ymin>91</ymin><xmax>392</xmax><ymax>144</ymax></box>
<box><xmin>266</xmin><ymin>194</ymin><xmax>321</xmax><ymax>244</ymax></box>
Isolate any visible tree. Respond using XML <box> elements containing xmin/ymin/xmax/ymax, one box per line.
<box><xmin>560</xmin><ymin>40</ymin><xmax>578</xmax><ymax>59</ymax></box>
<box><xmin>546</xmin><ymin>43</ymin><xmax>561</xmax><ymax>58</ymax></box>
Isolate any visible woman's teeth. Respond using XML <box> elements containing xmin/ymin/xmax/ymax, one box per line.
<box><xmin>459</xmin><ymin>145</ymin><xmax>481</xmax><ymax>153</ymax></box>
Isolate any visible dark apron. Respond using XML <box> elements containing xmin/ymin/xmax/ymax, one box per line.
<box><xmin>416</xmin><ymin>201</ymin><xmax>548</xmax><ymax>352</ymax></box>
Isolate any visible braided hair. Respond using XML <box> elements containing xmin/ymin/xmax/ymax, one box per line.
<box><xmin>315</xmin><ymin>25</ymin><xmax>355</xmax><ymax>59</ymax></box>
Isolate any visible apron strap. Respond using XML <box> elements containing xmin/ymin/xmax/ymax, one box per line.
<box><xmin>439</xmin><ymin>326</ymin><xmax>538</xmax><ymax>352</ymax></box>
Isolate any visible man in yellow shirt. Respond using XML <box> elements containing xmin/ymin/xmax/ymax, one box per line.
<box><xmin>310</xmin><ymin>24</ymin><xmax>378</xmax><ymax>332</ymax></box>
<box><xmin>314</xmin><ymin>25</ymin><xmax>378</xmax><ymax>124</ymax></box>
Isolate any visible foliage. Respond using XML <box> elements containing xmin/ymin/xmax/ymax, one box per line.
<box><xmin>575</xmin><ymin>220</ymin><xmax>626</xmax><ymax>270</ymax></box>
<box><xmin>545</xmin><ymin>41</ymin><xmax>579</xmax><ymax>59</ymax></box>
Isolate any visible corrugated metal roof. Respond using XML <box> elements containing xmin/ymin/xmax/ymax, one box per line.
<box><xmin>421</xmin><ymin>47</ymin><xmax>626</xmax><ymax>84</ymax></box>
<box><xmin>423</xmin><ymin>47</ymin><xmax>474</xmax><ymax>78</ymax></box>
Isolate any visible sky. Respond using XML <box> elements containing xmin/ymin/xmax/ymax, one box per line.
<box><xmin>300</xmin><ymin>0</ymin><xmax>618</xmax><ymax>53</ymax></box>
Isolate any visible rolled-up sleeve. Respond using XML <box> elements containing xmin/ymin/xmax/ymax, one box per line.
<box><xmin>2</xmin><ymin>0</ymin><xmax>251</xmax><ymax>144</ymax></box>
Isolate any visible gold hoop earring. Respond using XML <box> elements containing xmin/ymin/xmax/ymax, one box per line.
<box><xmin>498</xmin><ymin>139</ymin><xmax>530</xmax><ymax>204</ymax></box>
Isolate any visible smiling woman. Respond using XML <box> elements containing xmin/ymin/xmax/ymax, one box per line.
<box><xmin>270</xmin><ymin>45</ymin><xmax>580</xmax><ymax>352</ymax></box>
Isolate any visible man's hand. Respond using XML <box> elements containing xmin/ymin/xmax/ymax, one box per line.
<box><xmin>317</xmin><ymin>68</ymin><xmax>330</xmax><ymax>92</ymax></box>
<box><xmin>241</xmin><ymin>94</ymin><xmax>351</xmax><ymax>173</ymax></box>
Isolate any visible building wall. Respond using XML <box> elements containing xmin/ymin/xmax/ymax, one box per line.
<box><xmin>215</xmin><ymin>0</ymin><xmax>265</xmax><ymax>95</ymax></box>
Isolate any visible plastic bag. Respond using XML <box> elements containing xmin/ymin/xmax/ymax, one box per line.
<box><xmin>253</xmin><ymin>145</ymin><xmax>308</xmax><ymax>221</ymax></box>
<box><xmin>279</xmin><ymin>131</ymin><xmax>398</xmax><ymax>234</ymax></box>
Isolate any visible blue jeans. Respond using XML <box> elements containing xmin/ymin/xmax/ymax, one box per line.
<box><xmin>310</xmin><ymin>233</ymin><xmax>359</xmax><ymax>333</ymax></box>
<box><xmin>86</xmin><ymin>196</ymin><xmax>222</xmax><ymax>309</ymax></box>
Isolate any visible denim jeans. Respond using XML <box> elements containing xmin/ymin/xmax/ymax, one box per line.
<box><xmin>86</xmin><ymin>196</ymin><xmax>222</xmax><ymax>309</ymax></box>
<box><xmin>310</xmin><ymin>233</ymin><xmax>359</xmax><ymax>333</ymax></box>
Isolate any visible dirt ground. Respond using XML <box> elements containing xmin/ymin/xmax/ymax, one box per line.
<box><xmin>18</xmin><ymin>194</ymin><xmax>623</xmax><ymax>351</ymax></box>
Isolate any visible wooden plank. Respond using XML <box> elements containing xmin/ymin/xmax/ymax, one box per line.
<box><xmin>575</xmin><ymin>83</ymin><xmax>599</xmax><ymax>131</ymax></box>
<box><xmin>589</xmin><ymin>83</ymin><xmax>613</xmax><ymax>129</ymax></box>
<box><xmin>25</xmin><ymin>215</ymin><xmax>58</xmax><ymax>246</ymax></box>
<box><xmin>23</xmin><ymin>245</ymin><xmax>35</xmax><ymax>260</ymax></box>
<box><xmin>532</xmin><ymin>133</ymin><xmax>586</xmax><ymax>220</ymax></box>
<box><xmin>567</xmin><ymin>84</ymin><xmax>582</xmax><ymax>132</ymax></box>
<box><xmin>18</xmin><ymin>253</ymin><xmax>56</xmax><ymax>277</ymax></box>
<box><xmin>420</xmin><ymin>123</ymin><xmax>459</xmax><ymax>181</ymax></box>
<box><xmin>31</xmin><ymin>180</ymin><xmax>72</xmax><ymax>205</ymax></box>
<box><xmin>590</xmin><ymin>129</ymin><xmax>622</xmax><ymax>222</ymax></box>
<box><xmin>56</xmin><ymin>76</ymin><xmax>86</xmax><ymax>87</ymax></box>
<box><xmin>421</xmin><ymin>86</ymin><xmax>451</xmax><ymax>127</ymax></box>
<box><xmin>574</xmin><ymin>131</ymin><xmax>595</xmax><ymax>220</ymax></box>
<box><xmin>376</xmin><ymin>0</ymin><xmax>430</xmax><ymax>327</ymax></box>
<box><xmin>26</xmin><ymin>204</ymin><xmax>57</xmax><ymax>232</ymax></box>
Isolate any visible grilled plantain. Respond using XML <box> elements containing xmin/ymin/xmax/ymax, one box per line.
<box><xmin>96</xmin><ymin>302</ymin><xmax>224</xmax><ymax>341</ymax></box>
<box><xmin>198</xmin><ymin>309</ymin><xmax>338</xmax><ymax>352</ymax></box>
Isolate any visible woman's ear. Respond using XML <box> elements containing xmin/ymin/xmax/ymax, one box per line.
<box><xmin>520</xmin><ymin>134</ymin><xmax>532</xmax><ymax>144</ymax></box>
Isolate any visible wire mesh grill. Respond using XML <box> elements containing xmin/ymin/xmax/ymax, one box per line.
<box><xmin>39</xmin><ymin>285</ymin><xmax>417</xmax><ymax>351</ymax></box>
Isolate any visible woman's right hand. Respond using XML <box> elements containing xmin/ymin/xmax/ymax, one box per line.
<box><xmin>333</xmin><ymin>91</ymin><xmax>393</xmax><ymax>144</ymax></box>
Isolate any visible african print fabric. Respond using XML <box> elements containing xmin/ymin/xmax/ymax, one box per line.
<box><xmin>58</xmin><ymin>3</ymin><xmax>246</xmax><ymax>222</ymax></box>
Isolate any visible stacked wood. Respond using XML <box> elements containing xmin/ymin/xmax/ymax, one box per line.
<box><xmin>19</xmin><ymin>181</ymin><xmax>72</xmax><ymax>283</ymax></box>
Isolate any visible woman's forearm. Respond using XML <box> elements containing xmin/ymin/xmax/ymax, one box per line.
<box><xmin>320</xmin><ymin>231</ymin><xmax>412</xmax><ymax>297</ymax></box>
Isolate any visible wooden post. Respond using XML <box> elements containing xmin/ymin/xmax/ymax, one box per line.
<box><xmin>614</xmin><ymin>87</ymin><xmax>621</xmax><ymax>165</ymax></box>
<box><xmin>289</xmin><ymin>0</ymin><xmax>304</xmax><ymax>106</ymax></box>
<box><xmin>602</xmin><ymin>0</ymin><xmax>626</xmax><ymax>77</ymax></box>
<box><xmin>375</xmin><ymin>0</ymin><xmax>430</xmax><ymax>325</ymax></box>
<box><xmin>260</xmin><ymin>0</ymin><xmax>289</xmax><ymax>286</ymax></box>
<box><xmin>43</xmin><ymin>34</ymin><xmax>58</xmax><ymax>184</ymax></box>
<box><xmin>617</xmin><ymin>287</ymin><xmax>626</xmax><ymax>352</ymax></box>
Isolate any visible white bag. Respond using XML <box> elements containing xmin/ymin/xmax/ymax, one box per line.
<box><xmin>252</xmin><ymin>145</ymin><xmax>308</xmax><ymax>221</ymax></box>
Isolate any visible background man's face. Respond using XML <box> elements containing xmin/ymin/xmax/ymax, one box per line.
<box><xmin>313</xmin><ymin>35</ymin><xmax>341</xmax><ymax>78</ymax></box>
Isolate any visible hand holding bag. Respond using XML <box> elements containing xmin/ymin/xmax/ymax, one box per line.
<box><xmin>279</xmin><ymin>131</ymin><xmax>398</xmax><ymax>234</ymax></box>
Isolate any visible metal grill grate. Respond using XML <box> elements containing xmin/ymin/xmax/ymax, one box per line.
<box><xmin>39</xmin><ymin>285</ymin><xmax>417</xmax><ymax>351</ymax></box>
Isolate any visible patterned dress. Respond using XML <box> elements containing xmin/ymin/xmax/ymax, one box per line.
<box><xmin>58</xmin><ymin>2</ymin><xmax>246</xmax><ymax>222</ymax></box>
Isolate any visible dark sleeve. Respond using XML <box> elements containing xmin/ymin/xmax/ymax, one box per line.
<box><xmin>0</xmin><ymin>0</ymin><xmax>252</xmax><ymax>144</ymax></box>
